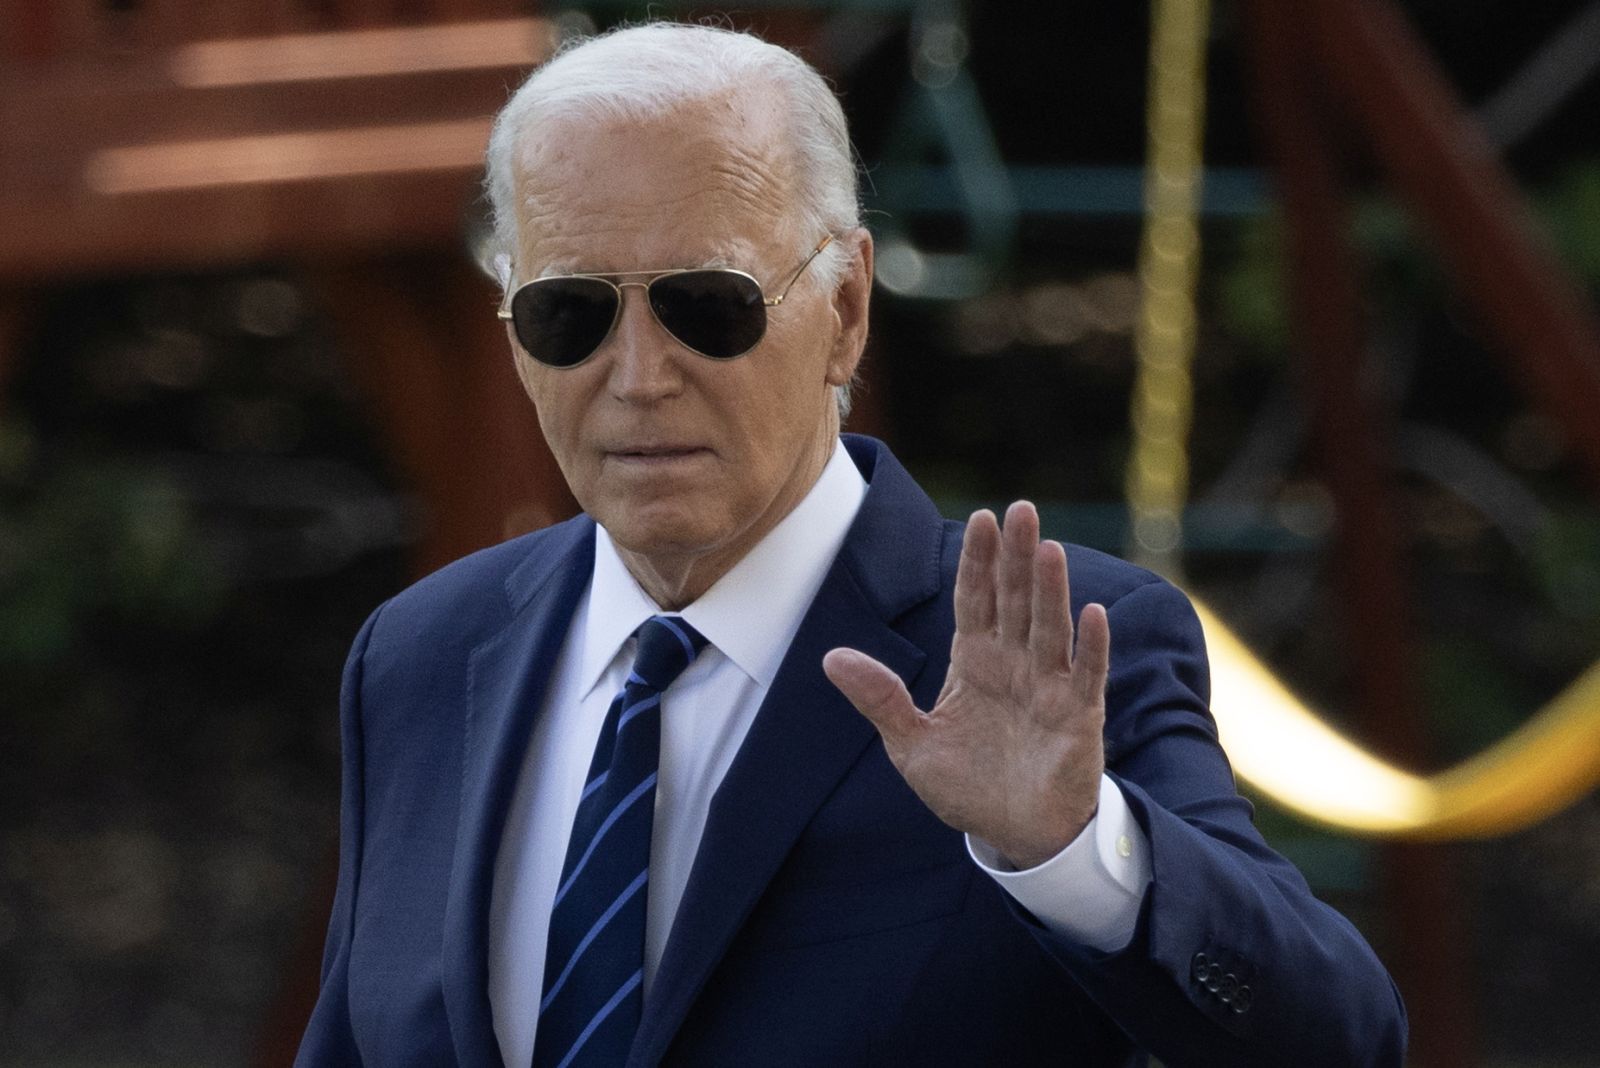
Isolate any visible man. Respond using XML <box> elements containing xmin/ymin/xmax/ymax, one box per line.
<box><xmin>298</xmin><ymin>22</ymin><xmax>1406</xmax><ymax>1067</ymax></box>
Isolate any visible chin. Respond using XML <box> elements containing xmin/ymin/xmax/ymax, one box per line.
<box><xmin>603</xmin><ymin>507</ymin><xmax>727</xmax><ymax>560</ymax></box>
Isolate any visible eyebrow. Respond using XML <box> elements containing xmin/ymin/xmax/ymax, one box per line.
<box><xmin>532</xmin><ymin>249</ymin><xmax>743</xmax><ymax>279</ymax></box>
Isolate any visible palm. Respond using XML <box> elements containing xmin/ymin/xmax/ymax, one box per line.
<box><xmin>824</xmin><ymin>502</ymin><xmax>1110</xmax><ymax>869</ymax></box>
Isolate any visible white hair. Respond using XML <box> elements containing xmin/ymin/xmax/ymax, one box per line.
<box><xmin>483</xmin><ymin>22</ymin><xmax>864</xmax><ymax>417</ymax></box>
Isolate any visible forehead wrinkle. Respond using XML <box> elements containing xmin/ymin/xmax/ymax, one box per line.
<box><xmin>507</xmin><ymin>101</ymin><xmax>802</xmax><ymax>277</ymax></box>
<box><xmin>703</xmin><ymin>141</ymin><xmax>792</xmax><ymax>225</ymax></box>
<box><xmin>533</xmin><ymin>245</ymin><xmax>748</xmax><ymax>280</ymax></box>
<box><xmin>516</xmin><ymin>204</ymin><xmax>757</xmax><ymax>277</ymax></box>
<box><xmin>521</xmin><ymin>157</ymin><xmax>788</xmax><ymax>231</ymax></box>
<box><xmin>515</xmin><ymin>184</ymin><xmax>789</xmax><ymax>278</ymax></box>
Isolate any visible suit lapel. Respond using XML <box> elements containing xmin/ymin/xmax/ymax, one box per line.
<box><xmin>630</xmin><ymin>437</ymin><xmax>949</xmax><ymax>1067</ymax></box>
<box><xmin>443</xmin><ymin>519</ymin><xmax>596</xmax><ymax>1067</ymax></box>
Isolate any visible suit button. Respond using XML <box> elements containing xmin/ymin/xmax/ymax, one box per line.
<box><xmin>1218</xmin><ymin>973</ymin><xmax>1239</xmax><ymax>1003</ymax></box>
<box><xmin>1232</xmin><ymin>983</ymin><xmax>1253</xmax><ymax>1014</ymax></box>
<box><xmin>1203</xmin><ymin>963</ymin><xmax>1223</xmax><ymax>993</ymax></box>
<box><xmin>1191</xmin><ymin>952</ymin><xmax>1208</xmax><ymax>983</ymax></box>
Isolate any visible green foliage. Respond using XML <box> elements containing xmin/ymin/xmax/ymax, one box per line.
<box><xmin>1528</xmin><ymin>510</ymin><xmax>1600</xmax><ymax>633</ymax></box>
<box><xmin>1541</xmin><ymin>162</ymin><xmax>1600</xmax><ymax>283</ymax></box>
<box><xmin>1421</xmin><ymin>635</ymin><xmax>1525</xmax><ymax>761</ymax></box>
<box><xmin>1215</xmin><ymin>157</ymin><xmax>1600</xmax><ymax>350</ymax></box>
<box><xmin>1215</xmin><ymin>215</ymin><xmax>1290</xmax><ymax>354</ymax></box>
<box><xmin>0</xmin><ymin>418</ymin><xmax>223</xmax><ymax>668</ymax></box>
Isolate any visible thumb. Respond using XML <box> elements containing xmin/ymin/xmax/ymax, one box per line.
<box><xmin>823</xmin><ymin>648</ymin><xmax>923</xmax><ymax>741</ymax></box>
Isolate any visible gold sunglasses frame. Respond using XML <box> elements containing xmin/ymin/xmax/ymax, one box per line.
<box><xmin>497</xmin><ymin>234</ymin><xmax>836</xmax><ymax>368</ymax></box>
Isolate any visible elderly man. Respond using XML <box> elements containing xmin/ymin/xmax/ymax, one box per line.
<box><xmin>298</xmin><ymin>22</ymin><xmax>1405</xmax><ymax>1068</ymax></box>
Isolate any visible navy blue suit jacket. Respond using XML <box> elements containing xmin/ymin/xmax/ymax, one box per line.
<box><xmin>297</xmin><ymin>435</ymin><xmax>1406</xmax><ymax>1067</ymax></box>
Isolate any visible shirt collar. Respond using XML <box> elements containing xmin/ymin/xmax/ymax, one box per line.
<box><xmin>580</xmin><ymin>439</ymin><xmax>867</xmax><ymax>697</ymax></box>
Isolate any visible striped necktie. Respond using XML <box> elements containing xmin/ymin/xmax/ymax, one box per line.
<box><xmin>532</xmin><ymin>614</ymin><xmax>709</xmax><ymax>1068</ymax></box>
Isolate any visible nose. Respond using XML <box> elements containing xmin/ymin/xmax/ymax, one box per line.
<box><xmin>603</xmin><ymin>281</ymin><xmax>684</xmax><ymax>403</ymax></box>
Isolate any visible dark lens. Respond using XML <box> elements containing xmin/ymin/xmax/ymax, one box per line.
<box><xmin>510</xmin><ymin>277</ymin><xmax>619</xmax><ymax>367</ymax></box>
<box><xmin>649</xmin><ymin>271</ymin><xmax>766</xmax><ymax>359</ymax></box>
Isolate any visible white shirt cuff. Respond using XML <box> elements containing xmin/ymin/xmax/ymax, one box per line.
<box><xmin>965</xmin><ymin>774</ymin><xmax>1151</xmax><ymax>952</ymax></box>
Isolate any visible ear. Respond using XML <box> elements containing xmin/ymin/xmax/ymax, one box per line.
<box><xmin>825</xmin><ymin>227</ymin><xmax>874</xmax><ymax>387</ymax></box>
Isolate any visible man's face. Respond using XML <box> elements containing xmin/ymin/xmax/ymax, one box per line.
<box><xmin>506</xmin><ymin>95</ymin><xmax>867</xmax><ymax>601</ymax></box>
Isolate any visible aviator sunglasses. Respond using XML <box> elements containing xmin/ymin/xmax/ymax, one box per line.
<box><xmin>498</xmin><ymin>234</ymin><xmax>834</xmax><ymax>368</ymax></box>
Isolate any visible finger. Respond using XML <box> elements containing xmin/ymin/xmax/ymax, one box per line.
<box><xmin>1029</xmin><ymin>539</ymin><xmax>1072</xmax><ymax>675</ymax></box>
<box><xmin>954</xmin><ymin>509</ymin><xmax>1000</xmax><ymax>634</ymax></box>
<box><xmin>823</xmin><ymin>648</ymin><xmax>924</xmax><ymax>741</ymax></box>
<box><xmin>1071</xmin><ymin>603</ymin><xmax>1111</xmax><ymax>708</ymax></box>
<box><xmin>996</xmin><ymin>501</ymin><xmax>1039</xmax><ymax>642</ymax></box>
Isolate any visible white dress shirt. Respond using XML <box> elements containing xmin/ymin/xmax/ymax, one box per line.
<box><xmin>487</xmin><ymin>440</ymin><xmax>1151</xmax><ymax>1066</ymax></box>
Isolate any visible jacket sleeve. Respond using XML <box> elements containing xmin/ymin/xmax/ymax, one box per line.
<box><xmin>293</xmin><ymin>604</ymin><xmax>383</xmax><ymax>1067</ymax></box>
<box><xmin>1022</xmin><ymin>578</ymin><xmax>1407</xmax><ymax>1068</ymax></box>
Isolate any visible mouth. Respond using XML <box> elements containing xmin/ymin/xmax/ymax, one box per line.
<box><xmin>605</xmin><ymin>445</ymin><xmax>713</xmax><ymax>465</ymax></box>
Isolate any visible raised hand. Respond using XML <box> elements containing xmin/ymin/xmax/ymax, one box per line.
<box><xmin>823</xmin><ymin>501</ymin><xmax>1111</xmax><ymax>870</ymax></box>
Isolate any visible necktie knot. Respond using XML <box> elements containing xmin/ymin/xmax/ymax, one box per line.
<box><xmin>630</xmin><ymin>615</ymin><xmax>708</xmax><ymax>692</ymax></box>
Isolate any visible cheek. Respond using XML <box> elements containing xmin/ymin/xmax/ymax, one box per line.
<box><xmin>512</xmin><ymin>349</ymin><xmax>559</xmax><ymax>425</ymax></box>
<box><xmin>523</xmin><ymin>376</ymin><xmax>588</xmax><ymax>473</ymax></box>
<box><xmin>508</xmin><ymin>326</ymin><xmax>541</xmax><ymax>394</ymax></box>
<box><xmin>715</xmin><ymin>370</ymin><xmax>799</xmax><ymax>454</ymax></box>
<box><xmin>743</xmin><ymin>338</ymin><xmax>833</xmax><ymax>430</ymax></box>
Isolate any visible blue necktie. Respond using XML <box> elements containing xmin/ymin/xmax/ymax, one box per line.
<box><xmin>533</xmin><ymin>615</ymin><xmax>709</xmax><ymax>1068</ymax></box>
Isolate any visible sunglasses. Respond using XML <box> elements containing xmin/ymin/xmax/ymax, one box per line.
<box><xmin>498</xmin><ymin>235</ymin><xmax>834</xmax><ymax>369</ymax></box>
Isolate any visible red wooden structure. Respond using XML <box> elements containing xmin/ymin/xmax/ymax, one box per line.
<box><xmin>0</xmin><ymin>0</ymin><xmax>581</xmax><ymax>574</ymax></box>
<box><xmin>1241</xmin><ymin>2</ymin><xmax>1600</xmax><ymax>1065</ymax></box>
<box><xmin>2</xmin><ymin>6</ymin><xmax>583</xmax><ymax>1057</ymax></box>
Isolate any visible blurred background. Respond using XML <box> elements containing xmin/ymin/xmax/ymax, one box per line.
<box><xmin>2</xmin><ymin>0</ymin><xmax>1599</xmax><ymax>1065</ymax></box>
